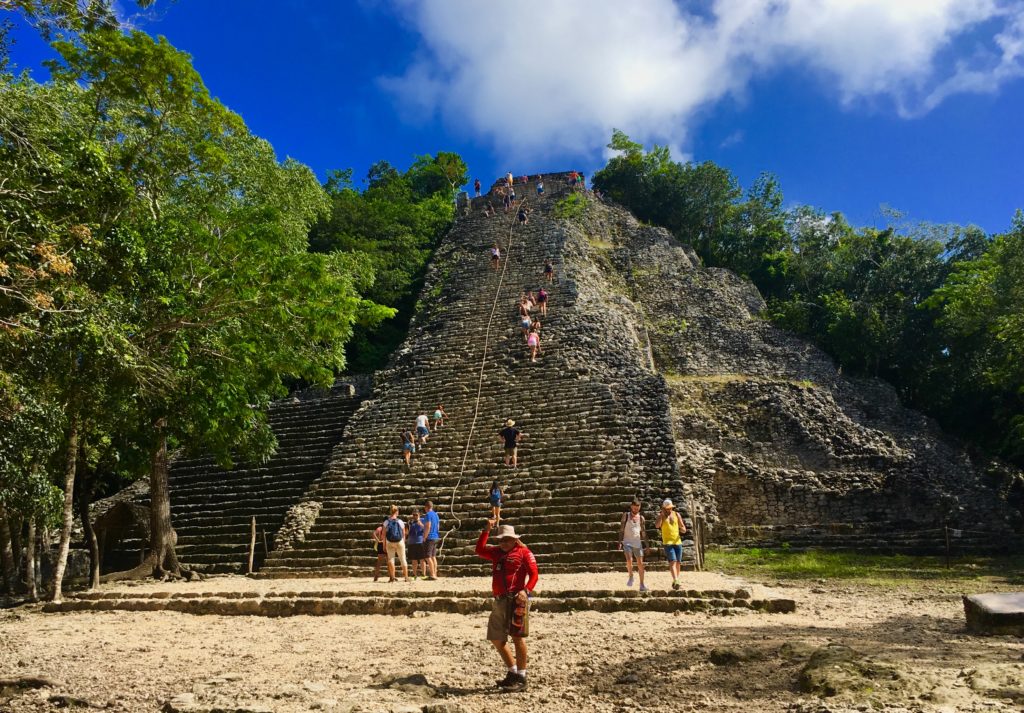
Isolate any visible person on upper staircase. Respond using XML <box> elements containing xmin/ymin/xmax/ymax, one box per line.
<box><xmin>520</xmin><ymin>311</ymin><xmax>532</xmax><ymax>342</ymax></box>
<box><xmin>536</xmin><ymin>178</ymin><xmax>544</xmax><ymax>196</ymax></box>
<box><xmin>401</xmin><ymin>429</ymin><xmax>416</xmax><ymax>468</ymax></box>
<box><xmin>536</xmin><ymin>287</ymin><xmax>548</xmax><ymax>318</ymax></box>
<box><xmin>655</xmin><ymin>499</ymin><xmax>687</xmax><ymax>590</ymax></box>
<box><xmin>499</xmin><ymin>419</ymin><xmax>522</xmax><ymax>469</ymax></box>
<box><xmin>432</xmin><ymin>404</ymin><xmax>447</xmax><ymax>431</ymax></box>
<box><xmin>542</xmin><ymin>259</ymin><xmax>554</xmax><ymax>284</ymax></box>
<box><xmin>490</xmin><ymin>243</ymin><xmax>501</xmax><ymax>271</ymax></box>
<box><xmin>489</xmin><ymin>480</ymin><xmax>504</xmax><ymax>524</ymax></box>
<box><xmin>517</xmin><ymin>206</ymin><xmax>529</xmax><ymax>225</ymax></box>
<box><xmin>527</xmin><ymin>325</ymin><xmax>540</xmax><ymax>363</ymax></box>
<box><xmin>474</xmin><ymin>178</ymin><xmax>481</xmax><ymax>197</ymax></box>
<box><xmin>506</xmin><ymin>171</ymin><xmax>514</xmax><ymax>188</ymax></box>
<box><xmin>415</xmin><ymin>412</ymin><xmax>430</xmax><ymax>446</ymax></box>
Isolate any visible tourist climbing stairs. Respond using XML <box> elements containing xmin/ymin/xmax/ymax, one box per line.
<box><xmin>261</xmin><ymin>174</ymin><xmax>689</xmax><ymax>577</ymax></box>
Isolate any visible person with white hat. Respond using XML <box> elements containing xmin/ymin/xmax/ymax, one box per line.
<box><xmin>498</xmin><ymin>419</ymin><xmax>522</xmax><ymax>468</ymax></box>
<box><xmin>655</xmin><ymin>498</ymin><xmax>687</xmax><ymax>590</ymax></box>
<box><xmin>476</xmin><ymin>519</ymin><xmax>538</xmax><ymax>692</ymax></box>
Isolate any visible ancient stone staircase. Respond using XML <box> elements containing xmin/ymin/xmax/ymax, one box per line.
<box><xmin>260</xmin><ymin>174</ymin><xmax>688</xmax><ymax>577</ymax></box>
<box><xmin>103</xmin><ymin>384</ymin><xmax>364</xmax><ymax>574</ymax></box>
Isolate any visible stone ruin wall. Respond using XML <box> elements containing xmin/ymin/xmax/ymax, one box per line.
<box><xmin>571</xmin><ymin>198</ymin><xmax>1021</xmax><ymax>546</ymax></box>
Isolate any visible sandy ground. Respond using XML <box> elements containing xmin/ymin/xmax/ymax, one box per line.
<box><xmin>1</xmin><ymin>571</ymin><xmax>1022</xmax><ymax>713</ymax></box>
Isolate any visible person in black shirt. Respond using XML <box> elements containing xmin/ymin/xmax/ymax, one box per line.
<box><xmin>499</xmin><ymin>419</ymin><xmax>522</xmax><ymax>468</ymax></box>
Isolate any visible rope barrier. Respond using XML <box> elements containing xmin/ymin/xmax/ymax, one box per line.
<box><xmin>438</xmin><ymin>191</ymin><xmax>532</xmax><ymax>562</ymax></box>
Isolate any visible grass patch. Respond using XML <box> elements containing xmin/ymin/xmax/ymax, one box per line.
<box><xmin>706</xmin><ymin>548</ymin><xmax>1024</xmax><ymax>589</ymax></box>
<box><xmin>555</xmin><ymin>192</ymin><xmax>589</xmax><ymax>221</ymax></box>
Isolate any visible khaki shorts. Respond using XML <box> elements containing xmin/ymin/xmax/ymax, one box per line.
<box><xmin>486</xmin><ymin>596</ymin><xmax>530</xmax><ymax>642</ymax></box>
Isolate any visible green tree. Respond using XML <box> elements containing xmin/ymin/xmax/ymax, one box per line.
<box><xmin>309</xmin><ymin>153</ymin><xmax>461</xmax><ymax>372</ymax></box>
<box><xmin>930</xmin><ymin>213</ymin><xmax>1024</xmax><ymax>459</ymax></box>
<box><xmin>2</xmin><ymin>27</ymin><xmax>384</xmax><ymax>592</ymax></box>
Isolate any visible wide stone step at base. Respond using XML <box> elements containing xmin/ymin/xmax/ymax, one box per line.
<box><xmin>44</xmin><ymin>571</ymin><xmax>794</xmax><ymax>617</ymax></box>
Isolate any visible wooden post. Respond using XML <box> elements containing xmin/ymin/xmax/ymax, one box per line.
<box><xmin>247</xmin><ymin>517</ymin><xmax>256</xmax><ymax>575</ymax></box>
<box><xmin>944</xmin><ymin>526</ymin><xmax>951</xmax><ymax>569</ymax></box>
<box><xmin>262</xmin><ymin>530</ymin><xmax>268</xmax><ymax>557</ymax></box>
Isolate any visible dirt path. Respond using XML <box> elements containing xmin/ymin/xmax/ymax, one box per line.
<box><xmin>2</xmin><ymin>574</ymin><xmax>1021</xmax><ymax>713</ymax></box>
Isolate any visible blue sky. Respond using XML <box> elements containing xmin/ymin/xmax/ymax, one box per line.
<box><xmin>8</xmin><ymin>0</ymin><xmax>1024</xmax><ymax>233</ymax></box>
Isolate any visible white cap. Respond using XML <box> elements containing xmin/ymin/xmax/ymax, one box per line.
<box><xmin>662</xmin><ymin>499</ymin><xmax>674</xmax><ymax>508</ymax></box>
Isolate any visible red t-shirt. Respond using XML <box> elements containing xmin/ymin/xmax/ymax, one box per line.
<box><xmin>475</xmin><ymin>529</ymin><xmax>538</xmax><ymax>597</ymax></box>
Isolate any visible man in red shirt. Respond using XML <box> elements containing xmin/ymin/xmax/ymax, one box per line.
<box><xmin>476</xmin><ymin>520</ymin><xmax>538</xmax><ymax>691</ymax></box>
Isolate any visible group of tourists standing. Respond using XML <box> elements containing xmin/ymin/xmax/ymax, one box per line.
<box><xmin>372</xmin><ymin>500</ymin><xmax>442</xmax><ymax>583</ymax></box>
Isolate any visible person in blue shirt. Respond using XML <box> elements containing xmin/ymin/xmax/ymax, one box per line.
<box><xmin>421</xmin><ymin>500</ymin><xmax>441</xmax><ymax>580</ymax></box>
<box><xmin>407</xmin><ymin>510</ymin><xmax>426</xmax><ymax>580</ymax></box>
<box><xmin>490</xmin><ymin>480</ymin><xmax>504</xmax><ymax>524</ymax></box>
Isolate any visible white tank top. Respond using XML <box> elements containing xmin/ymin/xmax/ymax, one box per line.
<box><xmin>622</xmin><ymin>513</ymin><xmax>643</xmax><ymax>546</ymax></box>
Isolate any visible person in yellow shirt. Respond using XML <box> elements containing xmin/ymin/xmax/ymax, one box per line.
<box><xmin>655</xmin><ymin>499</ymin><xmax>686</xmax><ymax>590</ymax></box>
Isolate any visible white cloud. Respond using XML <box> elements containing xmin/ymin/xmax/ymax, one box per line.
<box><xmin>382</xmin><ymin>0</ymin><xmax>1024</xmax><ymax>162</ymax></box>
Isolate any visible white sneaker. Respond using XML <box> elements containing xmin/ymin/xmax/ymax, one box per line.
<box><xmin>626</xmin><ymin>575</ymin><xmax>634</xmax><ymax>588</ymax></box>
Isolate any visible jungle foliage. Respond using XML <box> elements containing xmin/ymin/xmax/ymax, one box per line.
<box><xmin>0</xmin><ymin>5</ymin><xmax>456</xmax><ymax>596</ymax></box>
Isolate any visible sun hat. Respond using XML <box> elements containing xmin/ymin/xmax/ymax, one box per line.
<box><xmin>495</xmin><ymin>524</ymin><xmax>520</xmax><ymax>541</ymax></box>
<box><xmin>505</xmin><ymin>419</ymin><xmax>515</xmax><ymax>427</ymax></box>
<box><xmin>662</xmin><ymin>499</ymin><xmax>674</xmax><ymax>509</ymax></box>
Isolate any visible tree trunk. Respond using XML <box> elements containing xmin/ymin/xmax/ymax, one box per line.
<box><xmin>9</xmin><ymin>513</ymin><xmax>22</xmax><ymax>580</ymax></box>
<box><xmin>0</xmin><ymin>504</ymin><xmax>16</xmax><ymax>596</ymax></box>
<box><xmin>76</xmin><ymin>462</ymin><xmax>100</xmax><ymax>590</ymax></box>
<box><xmin>149</xmin><ymin>419</ymin><xmax>180</xmax><ymax>578</ymax></box>
<box><xmin>24</xmin><ymin>518</ymin><xmax>37</xmax><ymax>601</ymax></box>
<box><xmin>50</xmin><ymin>410</ymin><xmax>79</xmax><ymax>602</ymax></box>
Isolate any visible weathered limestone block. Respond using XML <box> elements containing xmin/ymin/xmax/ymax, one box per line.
<box><xmin>963</xmin><ymin>592</ymin><xmax>1024</xmax><ymax>636</ymax></box>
